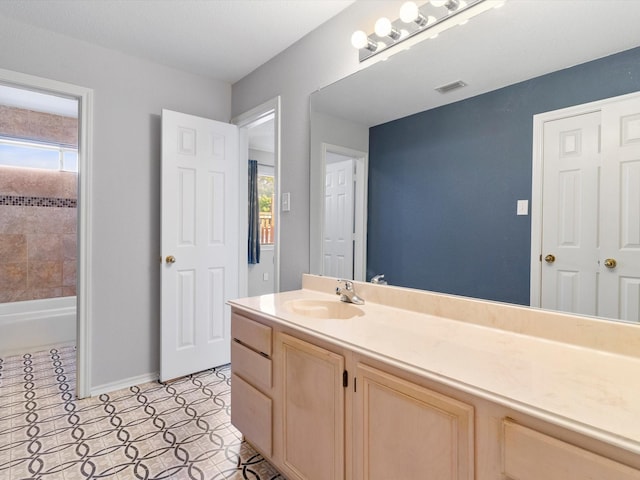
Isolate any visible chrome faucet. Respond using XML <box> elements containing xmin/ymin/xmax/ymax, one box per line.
<box><xmin>370</xmin><ymin>274</ymin><xmax>387</xmax><ymax>285</ymax></box>
<box><xmin>336</xmin><ymin>279</ymin><xmax>365</xmax><ymax>305</ymax></box>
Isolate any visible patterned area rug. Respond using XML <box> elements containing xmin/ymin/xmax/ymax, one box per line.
<box><xmin>0</xmin><ymin>346</ymin><xmax>285</xmax><ymax>479</ymax></box>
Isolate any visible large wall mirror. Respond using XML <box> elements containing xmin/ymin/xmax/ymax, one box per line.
<box><xmin>310</xmin><ymin>0</ymin><xmax>640</xmax><ymax>324</ymax></box>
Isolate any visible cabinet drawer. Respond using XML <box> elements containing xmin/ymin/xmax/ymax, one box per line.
<box><xmin>503</xmin><ymin>420</ymin><xmax>640</xmax><ymax>480</ymax></box>
<box><xmin>231</xmin><ymin>339</ymin><xmax>272</xmax><ymax>391</ymax></box>
<box><xmin>232</xmin><ymin>312</ymin><xmax>272</xmax><ymax>356</ymax></box>
<box><xmin>231</xmin><ymin>373</ymin><xmax>272</xmax><ymax>457</ymax></box>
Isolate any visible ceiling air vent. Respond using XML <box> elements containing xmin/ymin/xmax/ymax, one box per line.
<box><xmin>435</xmin><ymin>80</ymin><xmax>467</xmax><ymax>94</ymax></box>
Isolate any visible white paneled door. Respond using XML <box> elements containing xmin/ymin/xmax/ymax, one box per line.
<box><xmin>160</xmin><ymin>110</ymin><xmax>239</xmax><ymax>382</ymax></box>
<box><xmin>541</xmin><ymin>112</ymin><xmax>600</xmax><ymax>316</ymax></box>
<box><xmin>324</xmin><ymin>158</ymin><xmax>354</xmax><ymax>279</ymax></box>
<box><xmin>540</xmin><ymin>95</ymin><xmax>640</xmax><ymax>322</ymax></box>
<box><xmin>599</xmin><ymin>97</ymin><xmax>640</xmax><ymax>321</ymax></box>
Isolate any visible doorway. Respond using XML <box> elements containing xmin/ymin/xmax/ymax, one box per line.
<box><xmin>321</xmin><ymin>143</ymin><xmax>367</xmax><ymax>281</ymax></box>
<box><xmin>0</xmin><ymin>67</ymin><xmax>93</xmax><ymax>398</ymax></box>
<box><xmin>233</xmin><ymin>97</ymin><xmax>281</xmax><ymax>298</ymax></box>
<box><xmin>531</xmin><ymin>91</ymin><xmax>640</xmax><ymax>323</ymax></box>
<box><xmin>0</xmin><ymin>83</ymin><xmax>78</xmax><ymax>355</ymax></box>
<box><xmin>247</xmin><ymin>114</ymin><xmax>276</xmax><ymax>296</ymax></box>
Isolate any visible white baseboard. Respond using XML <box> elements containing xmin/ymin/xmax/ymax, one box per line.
<box><xmin>90</xmin><ymin>371</ymin><xmax>159</xmax><ymax>397</ymax></box>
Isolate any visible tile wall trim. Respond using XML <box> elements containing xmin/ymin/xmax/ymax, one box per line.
<box><xmin>0</xmin><ymin>194</ymin><xmax>77</xmax><ymax>208</ymax></box>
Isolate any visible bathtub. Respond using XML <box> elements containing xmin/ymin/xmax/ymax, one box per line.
<box><xmin>0</xmin><ymin>296</ymin><xmax>76</xmax><ymax>356</ymax></box>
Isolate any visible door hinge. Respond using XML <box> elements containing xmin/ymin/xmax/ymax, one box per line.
<box><xmin>539</xmin><ymin>254</ymin><xmax>542</xmax><ymax>262</ymax></box>
<box><xmin>343</xmin><ymin>370</ymin><xmax>348</xmax><ymax>388</ymax></box>
<box><xmin>354</xmin><ymin>377</ymin><xmax>357</xmax><ymax>392</ymax></box>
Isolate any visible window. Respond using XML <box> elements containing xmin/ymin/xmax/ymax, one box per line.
<box><xmin>258</xmin><ymin>165</ymin><xmax>275</xmax><ymax>246</ymax></box>
<box><xmin>0</xmin><ymin>137</ymin><xmax>78</xmax><ymax>172</ymax></box>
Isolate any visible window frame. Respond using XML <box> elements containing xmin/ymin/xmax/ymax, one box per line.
<box><xmin>0</xmin><ymin>136</ymin><xmax>79</xmax><ymax>172</ymax></box>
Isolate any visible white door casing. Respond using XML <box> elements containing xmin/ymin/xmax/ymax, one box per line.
<box><xmin>319</xmin><ymin>143</ymin><xmax>368</xmax><ymax>281</ymax></box>
<box><xmin>232</xmin><ymin>97</ymin><xmax>281</xmax><ymax>298</ymax></box>
<box><xmin>0</xmin><ymin>68</ymin><xmax>94</xmax><ymax>398</ymax></box>
<box><xmin>160</xmin><ymin>109</ymin><xmax>238</xmax><ymax>382</ymax></box>
<box><xmin>532</xmin><ymin>91</ymin><xmax>640</xmax><ymax>323</ymax></box>
<box><xmin>324</xmin><ymin>157</ymin><xmax>354</xmax><ymax>279</ymax></box>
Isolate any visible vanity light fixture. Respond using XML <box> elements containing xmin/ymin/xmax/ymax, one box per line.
<box><xmin>352</xmin><ymin>0</ymin><xmax>505</xmax><ymax>62</ymax></box>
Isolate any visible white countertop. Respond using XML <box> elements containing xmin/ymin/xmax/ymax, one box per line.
<box><xmin>229</xmin><ymin>283</ymin><xmax>640</xmax><ymax>455</ymax></box>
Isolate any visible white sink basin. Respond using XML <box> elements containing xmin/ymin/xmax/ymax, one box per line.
<box><xmin>284</xmin><ymin>299</ymin><xmax>365</xmax><ymax>319</ymax></box>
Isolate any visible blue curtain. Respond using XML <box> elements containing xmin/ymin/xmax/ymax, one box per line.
<box><xmin>248</xmin><ymin>159</ymin><xmax>260</xmax><ymax>264</ymax></box>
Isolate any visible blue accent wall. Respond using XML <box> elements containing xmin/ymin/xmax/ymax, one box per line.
<box><xmin>367</xmin><ymin>46</ymin><xmax>640</xmax><ymax>305</ymax></box>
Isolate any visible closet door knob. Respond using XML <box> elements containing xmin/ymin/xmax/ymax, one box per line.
<box><xmin>544</xmin><ymin>254</ymin><xmax>555</xmax><ymax>264</ymax></box>
<box><xmin>166</xmin><ymin>255</ymin><xmax>176</xmax><ymax>264</ymax></box>
<box><xmin>604</xmin><ymin>258</ymin><xmax>617</xmax><ymax>269</ymax></box>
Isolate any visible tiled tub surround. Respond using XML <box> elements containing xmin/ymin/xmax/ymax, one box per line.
<box><xmin>0</xmin><ymin>166</ymin><xmax>77</xmax><ymax>303</ymax></box>
<box><xmin>0</xmin><ymin>346</ymin><xmax>284</xmax><ymax>480</ymax></box>
<box><xmin>229</xmin><ymin>274</ymin><xmax>640</xmax><ymax>477</ymax></box>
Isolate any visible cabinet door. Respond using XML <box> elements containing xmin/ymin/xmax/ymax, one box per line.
<box><xmin>503</xmin><ymin>420</ymin><xmax>640</xmax><ymax>480</ymax></box>
<box><xmin>354</xmin><ymin>363</ymin><xmax>474</xmax><ymax>480</ymax></box>
<box><xmin>279</xmin><ymin>333</ymin><xmax>345</xmax><ymax>480</ymax></box>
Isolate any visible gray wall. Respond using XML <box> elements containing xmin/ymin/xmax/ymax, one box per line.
<box><xmin>232</xmin><ymin>1</ymin><xmax>400</xmax><ymax>291</ymax></box>
<box><xmin>0</xmin><ymin>16</ymin><xmax>231</xmax><ymax>390</ymax></box>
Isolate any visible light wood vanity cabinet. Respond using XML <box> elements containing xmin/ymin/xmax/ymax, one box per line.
<box><xmin>230</xmin><ymin>311</ymin><xmax>347</xmax><ymax>480</ymax></box>
<box><xmin>230</xmin><ymin>308</ymin><xmax>475</xmax><ymax>480</ymax></box>
<box><xmin>230</xmin><ymin>307</ymin><xmax>640</xmax><ymax>480</ymax></box>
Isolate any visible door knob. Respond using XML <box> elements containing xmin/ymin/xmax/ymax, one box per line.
<box><xmin>166</xmin><ymin>255</ymin><xmax>176</xmax><ymax>264</ymax></box>
<box><xmin>604</xmin><ymin>258</ymin><xmax>617</xmax><ymax>269</ymax></box>
<box><xmin>544</xmin><ymin>254</ymin><xmax>556</xmax><ymax>264</ymax></box>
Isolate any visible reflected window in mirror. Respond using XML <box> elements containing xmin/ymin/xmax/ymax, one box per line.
<box><xmin>258</xmin><ymin>164</ymin><xmax>275</xmax><ymax>246</ymax></box>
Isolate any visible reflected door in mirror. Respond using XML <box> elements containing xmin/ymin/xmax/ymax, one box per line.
<box><xmin>541</xmin><ymin>95</ymin><xmax>640</xmax><ymax>323</ymax></box>
<box><xmin>324</xmin><ymin>156</ymin><xmax>355</xmax><ymax>279</ymax></box>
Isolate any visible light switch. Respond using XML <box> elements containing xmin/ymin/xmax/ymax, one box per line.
<box><xmin>517</xmin><ymin>199</ymin><xmax>529</xmax><ymax>216</ymax></box>
<box><xmin>263</xmin><ymin>272</ymin><xmax>269</xmax><ymax>281</ymax></box>
<box><xmin>282</xmin><ymin>192</ymin><xmax>291</xmax><ymax>212</ymax></box>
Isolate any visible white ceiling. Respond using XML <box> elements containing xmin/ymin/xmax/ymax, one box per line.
<box><xmin>312</xmin><ymin>0</ymin><xmax>640</xmax><ymax>127</ymax></box>
<box><xmin>0</xmin><ymin>0</ymin><xmax>355</xmax><ymax>84</ymax></box>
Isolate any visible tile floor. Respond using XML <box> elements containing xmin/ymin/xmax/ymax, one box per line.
<box><xmin>0</xmin><ymin>345</ymin><xmax>285</xmax><ymax>479</ymax></box>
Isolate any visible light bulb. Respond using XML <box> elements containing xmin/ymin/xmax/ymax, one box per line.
<box><xmin>374</xmin><ymin>17</ymin><xmax>393</xmax><ymax>37</ymax></box>
<box><xmin>351</xmin><ymin>30</ymin><xmax>368</xmax><ymax>49</ymax></box>
<box><xmin>399</xmin><ymin>2</ymin><xmax>420</xmax><ymax>23</ymax></box>
<box><xmin>431</xmin><ymin>0</ymin><xmax>460</xmax><ymax>10</ymax></box>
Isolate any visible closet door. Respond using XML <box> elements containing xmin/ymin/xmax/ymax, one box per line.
<box><xmin>540</xmin><ymin>111</ymin><xmax>601</xmax><ymax>316</ymax></box>
<box><xmin>599</xmin><ymin>96</ymin><xmax>640</xmax><ymax>322</ymax></box>
<box><xmin>540</xmin><ymin>94</ymin><xmax>640</xmax><ymax>323</ymax></box>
